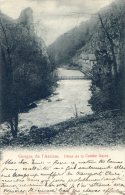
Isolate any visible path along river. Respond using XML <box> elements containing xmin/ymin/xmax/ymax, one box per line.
<box><xmin>18</xmin><ymin>68</ymin><xmax>93</xmax><ymax>130</ymax></box>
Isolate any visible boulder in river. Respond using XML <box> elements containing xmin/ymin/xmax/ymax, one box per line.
<box><xmin>27</xmin><ymin>103</ymin><xmax>37</xmax><ymax>109</ymax></box>
<box><xmin>48</xmin><ymin>99</ymin><xmax>52</xmax><ymax>102</ymax></box>
<box><xmin>56</xmin><ymin>98</ymin><xmax>63</xmax><ymax>102</ymax></box>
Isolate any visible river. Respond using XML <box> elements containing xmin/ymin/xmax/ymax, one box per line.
<box><xmin>18</xmin><ymin>68</ymin><xmax>92</xmax><ymax>130</ymax></box>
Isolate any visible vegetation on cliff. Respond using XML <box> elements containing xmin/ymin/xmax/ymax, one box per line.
<box><xmin>48</xmin><ymin>0</ymin><xmax>125</xmax><ymax>114</ymax></box>
<box><xmin>0</xmin><ymin>8</ymin><xmax>56</xmax><ymax>138</ymax></box>
<box><xmin>90</xmin><ymin>0</ymin><xmax>125</xmax><ymax>112</ymax></box>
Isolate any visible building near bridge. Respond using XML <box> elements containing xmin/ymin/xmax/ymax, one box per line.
<box><xmin>80</xmin><ymin>54</ymin><xmax>96</xmax><ymax>69</ymax></box>
<box><xmin>72</xmin><ymin>53</ymin><xmax>96</xmax><ymax>78</ymax></box>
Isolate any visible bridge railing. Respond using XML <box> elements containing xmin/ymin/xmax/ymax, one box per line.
<box><xmin>59</xmin><ymin>76</ymin><xmax>85</xmax><ymax>80</ymax></box>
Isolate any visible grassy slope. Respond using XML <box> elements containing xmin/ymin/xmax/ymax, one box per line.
<box><xmin>1</xmin><ymin>111</ymin><xmax>125</xmax><ymax>148</ymax></box>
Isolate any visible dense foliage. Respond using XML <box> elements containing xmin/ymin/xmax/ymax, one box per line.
<box><xmin>0</xmin><ymin>8</ymin><xmax>56</xmax><ymax>137</ymax></box>
<box><xmin>90</xmin><ymin>0</ymin><xmax>125</xmax><ymax>113</ymax></box>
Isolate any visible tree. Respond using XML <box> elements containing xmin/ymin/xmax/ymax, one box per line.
<box><xmin>0</xmin><ymin>9</ymin><xmax>56</xmax><ymax>138</ymax></box>
<box><xmin>98</xmin><ymin>14</ymin><xmax>118</xmax><ymax>79</ymax></box>
<box><xmin>90</xmin><ymin>2</ymin><xmax>125</xmax><ymax>112</ymax></box>
<box><xmin>0</xmin><ymin>16</ymin><xmax>19</xmax><ymax>138</ymax></box>
<box><xmin>119</xmin><ymin>5</ymin><xmax>125</xmax><ymax>113</ymax></box>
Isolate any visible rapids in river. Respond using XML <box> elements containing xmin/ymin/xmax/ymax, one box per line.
<box><xmin>18</xmin><ymin>68</ymin><xmax>92</xmax><ymax>131</ymax></box>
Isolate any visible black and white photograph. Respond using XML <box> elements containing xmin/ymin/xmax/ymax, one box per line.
<box><xmin>0</xmin><ymin>0</ymin><xmax>125</xmax><ymax>148</ymax></box>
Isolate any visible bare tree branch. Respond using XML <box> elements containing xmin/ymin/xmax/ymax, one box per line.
<box><xmin>98</xmin><ymin>13</ymin><xmax>118</xmax><ymax>78</ymax></box>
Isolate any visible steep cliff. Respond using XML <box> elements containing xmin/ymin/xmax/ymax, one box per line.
<box><xmin>48</xmin><ymin>19</ymin><xmax>96</xmax><ymax>66</ymax></box>
<box><xmin>48</xmin><ymin>1</ymin><xmax>124</xmax><ymax>73</ymax></box>
<box><xmin>48</xmin><ymin>0</ymin><xmax>125</xmax><ymax>112</ymax></box>
<box><xmin>47</xmin><ymin>6</ymin><xmax>107</xmax><ymax>66</ymax></box>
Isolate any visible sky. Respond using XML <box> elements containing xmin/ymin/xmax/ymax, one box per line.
<box><xmin>0</xmin><ymin>0</ymin><xmax>114</xmax><ymax>45</ymax></box>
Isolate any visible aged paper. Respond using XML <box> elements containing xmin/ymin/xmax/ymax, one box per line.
<box><xmin>1</xmin><ymin>148</ymin><xmax>125</xmax><ymax>195</ymax></box>
<box><xmin>0</xmin><ymin>0</ymin><xmax>125</xmax><ymax>195</ymax></box>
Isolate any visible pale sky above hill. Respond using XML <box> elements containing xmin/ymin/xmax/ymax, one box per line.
<box><xmin>0</xmin><ymin>0</ymin><xmax>114</xmax><ymax>45</ymax></box>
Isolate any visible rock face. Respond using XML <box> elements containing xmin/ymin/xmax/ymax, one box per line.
<box><xmin>18</xmin><ymin>7</ymin><xmax>33</xmax><ymax>24</ymax></box>
<box><xmin>18</xmin><ymin>7</ymin><xmax>34</xmax><ymax>33</ymax></box>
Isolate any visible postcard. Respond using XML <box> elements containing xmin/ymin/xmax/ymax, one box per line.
<box><xmin>0</xmin><ymin>0</ymin><xmax>125</xmax><ymax>195</ymax></box>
